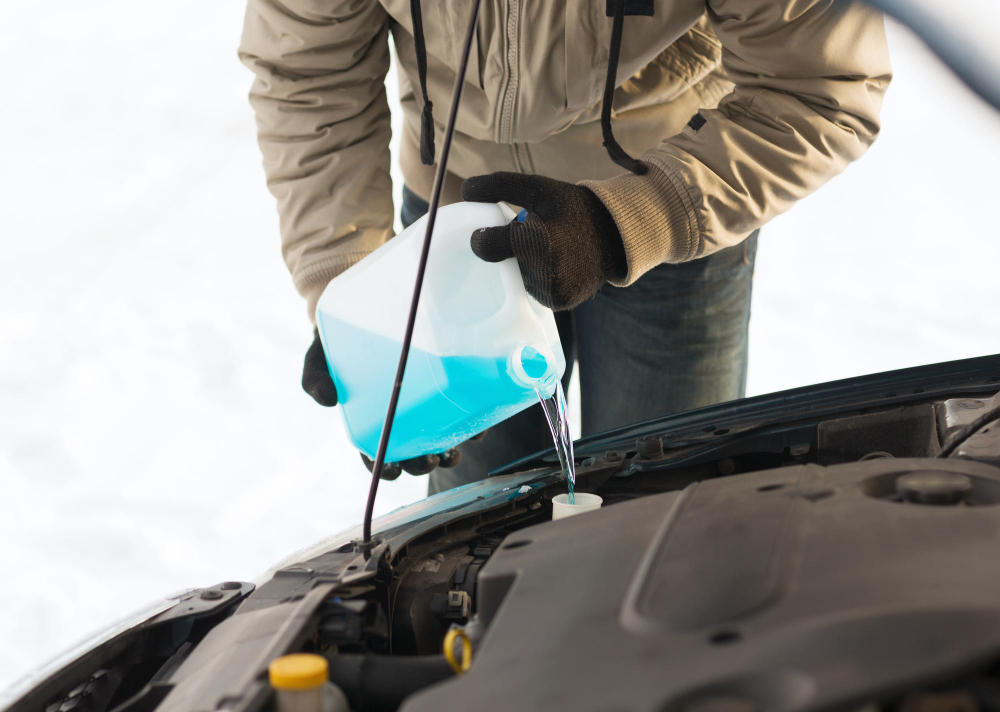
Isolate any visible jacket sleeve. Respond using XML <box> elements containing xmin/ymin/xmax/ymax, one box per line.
<box><xmin>585</xmin><ymin>0</ymin><xmax>892</xmax><ymax>284</ymax></box>
<box><xmin>239</xmin><ymin>0</ymin><xmax>394</xmax><ymax>320</ymax></box>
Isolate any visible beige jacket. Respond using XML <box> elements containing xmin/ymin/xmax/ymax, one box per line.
<box><xmin>240</xmin><ymin>1</ymin><xmax>891</xmax><ymax>319</ymax></box>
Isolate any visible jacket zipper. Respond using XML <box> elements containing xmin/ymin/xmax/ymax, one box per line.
<box><xmin>497</xmin><ymin>0</ymin><xmax>520</xmax><ymax>144</ymax></box>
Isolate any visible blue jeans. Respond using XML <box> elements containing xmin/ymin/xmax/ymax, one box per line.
<box><xmin>400</xmin><ymin>186</ymin><xmax>759</xmax><ymax>494</ymax></box>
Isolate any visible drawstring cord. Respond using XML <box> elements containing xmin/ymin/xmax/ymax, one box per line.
<box><xmin>601</xmin><ymin>0</ymin><xmax>646</xmax><ymax>175</ymax></box>
<box><xmin>410</xmin><ymin>0</ymin><xmax>436</xmax><ymax>165</ymax></box>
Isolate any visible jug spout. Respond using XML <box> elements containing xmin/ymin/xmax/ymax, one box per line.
<box><xmin>509</xmin><ymin>344</ymin><xmax>556</xmax><ymax>389</ymax></box>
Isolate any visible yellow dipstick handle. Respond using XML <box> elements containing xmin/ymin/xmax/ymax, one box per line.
<box><xmin>443</xmin><ymin>628</ymin><xmax>473</xmax><ymax>675</ymax></box>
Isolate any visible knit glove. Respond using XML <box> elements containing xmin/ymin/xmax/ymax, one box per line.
<box><xmin>461</xmin><ymin>173</ymin><xmax>627</xmax><ymax>311</ymax></box>
<box><xmin>302</xmin><ymin>330</ymin><xmax>461</xmax><ymax>478</ymax></box>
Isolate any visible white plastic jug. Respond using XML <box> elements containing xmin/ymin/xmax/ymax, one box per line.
<box><xmin>315</xmin><ymin>201</ymin><xmax>566</xmax><ymax>462</ymax></box>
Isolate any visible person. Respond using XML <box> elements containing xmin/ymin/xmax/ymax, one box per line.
<box><xmin>240</xmin><ymin>0</ymin><xmax>891</xmax><ymax>494</ymax></box>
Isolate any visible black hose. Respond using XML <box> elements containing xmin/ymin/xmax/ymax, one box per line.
<box><xmin>361</xmin><ymin>0</ymin><xmax>483</xmax><ymax>550</ymax></box>
<box><xmin>325</xmin><ymin>654</ymin><xmax>454</xmax><ymax>712</ymax></box>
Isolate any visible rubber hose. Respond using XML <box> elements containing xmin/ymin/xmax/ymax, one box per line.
<box><xmin>324</xmin><ymin>654</ymin><xmax>454</xmax><ymax>712</ymax></box>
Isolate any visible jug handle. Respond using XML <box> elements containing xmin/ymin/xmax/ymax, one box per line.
<box><xmin>493</xmin><ymin>205</ymin><xmax>533</xmax><ymax>310</ymax></box>
<box><xmin>497</xmin><ymin>202</ymin><xmax>519</xmax><ymax>222</ymax></box>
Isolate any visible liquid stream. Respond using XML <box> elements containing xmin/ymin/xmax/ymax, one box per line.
<box><xmin>536</xmin><ymin>380</ymin><xmax>576</xmax><ymax>504</ymax></box>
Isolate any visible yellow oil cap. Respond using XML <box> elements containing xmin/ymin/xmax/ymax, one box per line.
<box><xmin>269</xmin><ymin>654</ymin><xmax>328</xmax><ymax>690</ymax></box>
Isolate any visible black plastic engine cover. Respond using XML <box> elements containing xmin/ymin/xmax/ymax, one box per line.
<box><xmin>403</xmin><ymin>458</ymin><xmax>1000</xmax><ymax>712</ymax></box>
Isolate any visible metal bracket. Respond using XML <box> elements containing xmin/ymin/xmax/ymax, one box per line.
<box><xmin>152</xmin><ymin>582</ymin><xmax>254</xmax><ymax>624</ymax></box>
<box><xmin>938</xmin><ymin>391</ymin><xmax>1000</xmax><ymax>465</ymax></box>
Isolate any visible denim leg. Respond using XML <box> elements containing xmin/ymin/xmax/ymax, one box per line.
<box><xmin>574</xmin><ymin>231</ymin><xmax>758</xmax><ymax>436</ymax></box>
<box><xmin>400</xmin><ymin>185</ymin><xmax>429</xmax><ymax>229</ymax></box>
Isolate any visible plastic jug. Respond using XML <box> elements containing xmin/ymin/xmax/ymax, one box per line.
<box><xmin>315</xmin><ymin>201</ymin><xmax>566</xmax><ymax>462</ymax></box>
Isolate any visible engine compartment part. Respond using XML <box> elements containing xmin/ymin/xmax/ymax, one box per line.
<box><xmin>938</xmin><ymin>392</ymin><xmax>1000</xmax><ymax>465</ymax></box>
<box><xmin>403</xmin><ymin>458</ymin><xmax>1000</xmax><ymax>712</ymax></box>
<box><xmin>816</xmin><ymin>404</ymin><xmax>940</xmax><ymax>464</ymax></box>
<box><xmin>269</xmin><ymin>655</ymin><xmax>349</xmax><ymax>712</ymax></box>
<box><xmin>441</xmin><ymin>630</ymin><xmax>472</xmax><ymax>675</ymax></box>
<box><xmin>324</xmin><ymin>655</ymin><xmax>452</xmax><ymax>712</ymax></box>
<box><xmin>551</xmin><ymin>492</ymin><xmax>602</xmax><ymax>520</ymax></box>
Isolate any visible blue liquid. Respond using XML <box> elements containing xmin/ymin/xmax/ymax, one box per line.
<box><xmin>318</xmin><ymin>318</ymin><xmax>553</xmax><ymax>461</ymax></box>
<box><xmin>537</xmin><ymin>380</ymin><xmax>576</xmax><ymax>503</ymax></box>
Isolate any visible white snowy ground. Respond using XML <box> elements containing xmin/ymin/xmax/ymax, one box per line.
<box><xmin>1</xmin><ymin>0</ymin><xmax>999</xmax><ymax>691</ymax></box>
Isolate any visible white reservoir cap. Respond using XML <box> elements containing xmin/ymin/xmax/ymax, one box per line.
<box><xmin>552</xmin><ymin>493</ymin><xmax>603</xmax><ymax>520</ymax></box>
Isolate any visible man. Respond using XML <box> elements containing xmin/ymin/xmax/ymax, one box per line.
<box><xmin>240</xmin><ymin>0</ymin><xmax>891</xmax><ymax>493</ymax></box>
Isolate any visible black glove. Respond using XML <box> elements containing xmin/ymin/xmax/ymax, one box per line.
<box><xmin>302</xmin><ymin>330</ymin><xmax>339</xmax><ymax>406</ymax></box>
<box><xmin>461</xmin><ymin>173</ymin><xmax>627</xmax><ymax>311</ymax></box>
<box><xmin>302</xmin><ymin>330</ymin><xmax>461</xmax><ymax>477</ymax></box>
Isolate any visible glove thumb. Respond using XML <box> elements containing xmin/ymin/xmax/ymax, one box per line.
<box><xmin>470</xmin><ymin>225</ymin><xmax>516</xmax><ymax>263</ymax></box>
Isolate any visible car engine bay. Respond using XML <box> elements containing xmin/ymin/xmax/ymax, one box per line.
<box><xmin>12</xmin><ymin>360</ymin><xmax>1000</xmax><ymax>712</ymax></box>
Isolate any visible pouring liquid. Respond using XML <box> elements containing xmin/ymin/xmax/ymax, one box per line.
<box><xmin>536</xmin><ymin>379</ymin><xmax>576</xmax><ymax>504</ymax></box>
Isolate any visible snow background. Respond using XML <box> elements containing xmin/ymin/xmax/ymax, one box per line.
<box><xmin>2</xmin><ymin>0</ymin><xmax>999</xmax><ymax>691</ymax></box>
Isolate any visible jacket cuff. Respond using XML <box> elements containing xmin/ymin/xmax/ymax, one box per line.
<box><xmin>581</xmin><ymin>156</ymin><xmax>700</xmax><ymax>287</ymax></box>
<box><xmin>295</xmin><ymin>251</ymin><xmax>372</xmax><ymax>324</ymax></box>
